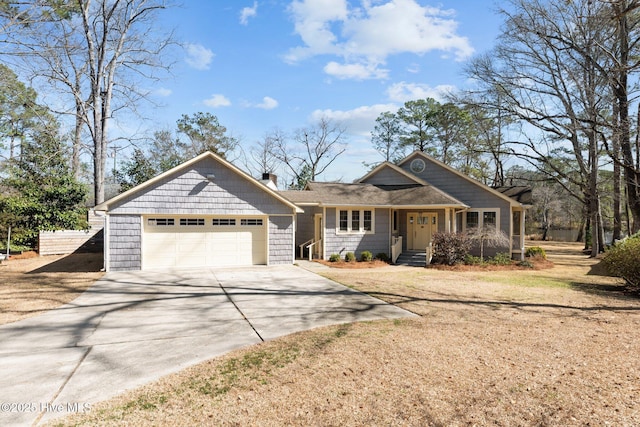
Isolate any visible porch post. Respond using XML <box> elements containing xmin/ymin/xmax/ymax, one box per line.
<box><xmin>520</xmin><ymin>209</ymin><xmax>526</xmax><ymax>261</ymax></box>
<box><xmin>445</xmin><ymin>208</ymin><xmax>450</xmax><ymax>232</ymax></box>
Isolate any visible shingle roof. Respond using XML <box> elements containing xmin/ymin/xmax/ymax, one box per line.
<box><xmin>492</xmin><ymin>186</ymin><xmax>533</xmax><ymax>205</ymax></box>
<box><xmin>280</xmin><ymin>182</ymin><xmax>467</xmax><ymax>207</ymax></box>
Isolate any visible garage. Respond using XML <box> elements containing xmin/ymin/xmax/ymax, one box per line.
<box><xmin>95</xmin><ymin>152</ymin><xmax>301</xmax><ymax>271</ymax></box>
<box><xmin>142</xmin><ymin>216</ymin><xmax>267</xmax><ymax>269</ymax></box>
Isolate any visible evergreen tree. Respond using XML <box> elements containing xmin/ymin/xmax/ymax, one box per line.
<box><xmin>0</xmin><ymin>103</ymin><xmax>86</xmax><ymax>248</ymax></box>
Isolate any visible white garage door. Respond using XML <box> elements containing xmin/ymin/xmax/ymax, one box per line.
<box><xmin>142</xmin><ymin>216</ymin><xmax>267</xmax><ymax>270</ymax></box>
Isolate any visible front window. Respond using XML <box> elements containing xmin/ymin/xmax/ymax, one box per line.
<box><xmin>363</xmin><ymin>210</ymin><xmax>372</xmax><ymax>231</ymax></box>
<box><xmin>351</xmin><ymin>210</ymin><xmax>360</xmax><ymax>231</ymax></box>
<box><xmin>339</xmin><ymin>210</ymin><xmax>348</xmax><ymax>232</ymax></box>
<box><xmin>483</xmin><ymin>211</ymin><xmax>497</xmax><ymax>229</ymax></box>
<box><xmin>336</xmin><ymin>209</ymin><xmax>375</xmax><ymax>234</ymax></box>
<box><xmin>466</xmin><ymin>212</ymin><xmax>479</xmax><ymax>229</ymax></box>
<box><xmin>465</xmin><ymin>209</ymin><xmax>500</xmax><ymax>231</ymax></box>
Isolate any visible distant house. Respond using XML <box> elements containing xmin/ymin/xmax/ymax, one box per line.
<box><xmin>95</xmin><ymin>150</ymin><xmax>530</xmax><ymax>271</ymax></box>
<box><xmin>282</xmin><ymin>151</ymin><xmax>531</xmax><ymax>264</ymax></box>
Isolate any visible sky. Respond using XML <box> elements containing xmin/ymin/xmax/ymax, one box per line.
<box><xmin>140</xmin><ymin>0</ymin><xmax>504</xmax><ymax>184</ymax></box>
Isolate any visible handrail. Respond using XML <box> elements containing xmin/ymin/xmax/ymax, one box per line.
<box><xmin>306</xmin><ymin>239</ymin><xmax>322</xmax><ymax>261</ymax></box>
<box><xmin>299</xmin><ymin>238</ymin><xmax>314</xmax><ymax>259</ymax></box>
<box><xmin>391</xmin><ymin>236</ymin><xmax>403</xmax><ymax>263</ymax></box>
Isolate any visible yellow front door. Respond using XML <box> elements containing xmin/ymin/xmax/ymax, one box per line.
<box><xmin>408</xmin><ymin>212</ymin><xmax>437</xmax><ymax>250</ymax></box>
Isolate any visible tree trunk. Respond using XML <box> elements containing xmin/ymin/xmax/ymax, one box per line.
<box><xmin>615</xmin><ymin>1</ymin><xmax>640</xmax><ymax>233</ymax></box>
<box><xmin>612</xmin><ymin>102</ymin><xmax>622</xmax><ymax>241</ymax></box>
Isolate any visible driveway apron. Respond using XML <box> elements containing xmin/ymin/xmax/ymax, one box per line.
<box><xmin>0</xmin><ymin>265</ymin><xmax>413</xmax><ymax>426</ymax></box>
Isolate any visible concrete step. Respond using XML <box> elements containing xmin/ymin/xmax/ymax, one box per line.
<box><xmin>395</xmin><ymin>251</ymin><xmax>427</xmax><ymax>267</ymax></box>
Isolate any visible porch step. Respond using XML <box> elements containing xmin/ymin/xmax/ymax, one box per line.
<box><xmin>395</xmin><ymin>250</ymin><xmax>428</xmax><ymax>267</ymax></box>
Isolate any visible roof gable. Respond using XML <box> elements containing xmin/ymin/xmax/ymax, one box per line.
<box><xmin>95</xmin><ymin>151</ymin><xmax>302</xmax><ymax>213</ymax></box>
<box><xmin>397</xmin><ymin>151</ymin><xmax>524</xmax><ymax>207</ymax></box>
<box><xmin>357</xmin><ymin>162</ymin><xmax>427</xmax><ymax>186</ymax></box>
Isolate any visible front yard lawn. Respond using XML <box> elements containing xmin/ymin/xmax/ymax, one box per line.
<box><xmin>50</xmin><ymin>242</ymin><xmax>640</xmax><ymax>426</ymax></box>
<box><xmin>0</xmin><ymin>253</ymin><xmax>104</xmax><ymax>325</ymax></box>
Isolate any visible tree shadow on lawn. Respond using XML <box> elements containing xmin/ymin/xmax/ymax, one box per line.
<box><xmin>569</xmin><ymin>280</ymin><xmax>639</xmax><ymax>299</ymax></box>
<box><xmin>28</xmin><ymin>252</ymin><xmax>103</xmax><ymax>273</ymax></box>
<box><xmin>362</xmin><ymin>289</ymin><xmax>640</xmax><ymax>317</ymax></box>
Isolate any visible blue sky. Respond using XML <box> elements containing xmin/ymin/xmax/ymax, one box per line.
<box><xmin>143</xmin><ymin>0</ymin><xmax>503</xmax><ymax>183</ymax></box>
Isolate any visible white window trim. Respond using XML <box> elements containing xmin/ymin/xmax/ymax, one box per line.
<box><xmin>463</xmin><ymin>208</ymin><xmax>500</xmax><ymax>231</ymax></box>
<box><xmin>336</xmin><ymin>208</ymin><xmax>375</xmax><ymax>234</ymax></box>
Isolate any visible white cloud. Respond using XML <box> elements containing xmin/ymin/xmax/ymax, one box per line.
<box><xmin>255</xmin><ymin>96</ymin><xmax>279</xmax><ymax>110</ymax></box>
<box><xmin>323</xmin><ymin>61</ymin><xmax>388</xmax><ymax>80</ymax></box>
<box><xmin>185</xmin><ymin>43</ymin><xmax>215</xmax><ymax>70</ymax></box>
<box><xmin>203</xmin><ymin>94</ymin><xmax>231</xmax><ymax>107</ymax></box>
<box><xmin>240</xmin><ymin>1</ymin><xmax>258</xmax><ymax>25</ymax></box>
<box><xmin>154</xmin><ymin>87</ymin><xmax>172</xmax><ymax>97</ymax></box>
<box><xmin>311</xmin><ymin>103</ymin><xmax>398</xmax><ymax>136</ymax></box>
<box><xmin>286</xmin><ymin>0</ymin><xmax>349</xmax><ymax>62</ymax></box>
<box><xmin>286</xmin><ymin>0</ymin><xmax>474</xmax><ymax>80</ymax></box>
<box><xmin>386</xmin><ymin>81</ymin><xmax>456</xmax><ymax>103</ymax></box>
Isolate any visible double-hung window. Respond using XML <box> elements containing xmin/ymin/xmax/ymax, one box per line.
<box><xmin>465</xmin><ymin>209</ymin><xmax>499</xmax><ymax>231</ymax></box>
<box><xmin>337</xmin><ymin>209</ymin><xmax>374</xmax><ymax>234</ymax></box>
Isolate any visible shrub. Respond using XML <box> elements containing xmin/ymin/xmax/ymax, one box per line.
<box><xmin>329</xmin><ymin>253</ymin><xmax>341</xmax><ymax>262</ymax></box>
<box><xmin>525</xmin><ymin>246</ymin><xmax>547</xmax><ymax>259</ymax></box>
<box><xmin>602</xmin><ymin>236</ymin><xmax>640</xmax><ymax>288</ymax></box>
<box><xmin>432</xmin><ymin>231</ymin><xmax>471</xmax><ymax>265</ymax></box>
<box><xmin>345</xmin><ymin>252</ymin><xmax>356</xmax><ymax>262</ymax></box>
<box><xmin>464</xmin><ymin>254</ymin><xmax>483</xmax><ymax>265</ymax></box>
<box><xmin>375</xmin><ymin>252</ymin><xmax>390</xmax><ymax>263</ymax></box>
<box><xmin>360</xmin><ymin>250</ymin><xmax>373</xmax><ymax>262</ymax></box>
<box><xmin>518</xmin><ymin>260</ymin><xmax>534</xmax><ymax>268</ymax></box>
<box><xmin>488</xmin><ymin>252</ymin><xmax>513</xmax><ymax>266</ymax></box>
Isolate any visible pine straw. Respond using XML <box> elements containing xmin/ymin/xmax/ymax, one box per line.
<box><xmin>51</xmin><ymin>243</ymin><xmax>640</xmax><ymax>426</ymax></box>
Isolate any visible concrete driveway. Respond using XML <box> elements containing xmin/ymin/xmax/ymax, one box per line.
<box><xmin>0</xmin><ymin>265</ymin><xmax>414</xmax><ymax>426</ymax></box>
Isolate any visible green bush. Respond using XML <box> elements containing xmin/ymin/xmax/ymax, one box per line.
<box><xmin>345</xmin><ymin>252</ymin><xmax>356</xmax><ymax>262</ymax></box>
<box><xmin>329</xmin><ymin>253</ymin><xmax>341</xmax><ymax>262</ymax></box>
<box><xmin>488</xmin><ymin>252</ymin><xmax>513</xmax><ymax>266</ymax></box>
<box><xmin>375</xmin><ymin>252</ymin><xmax>390</xmax><ymax>263</ymax></box>
<box><xmin>360</xmin><ymin>250</ymin><xmax>373</xmax><ymax>262</ymax></box>
<box><xmin>432</xmin><ymin>231</ymin><xmax>471</xmax><ymax>265</ymax></box>
<box><xmin>518</xmin><ymin>260</ymin><xmax>534</xmax><ymax>268</ymax></box>
<box><xmin>602</xmin><ymin>236</ymin><xmax>640</xmax><ymax>288</ymax></box>
<box><xmin>464</xmin><ymin>254</ymin><xmax>483</xmax><ymax>265</ymax></box>
<box><xmin>525</xmin><ymin>246</ymin><xmax>547</xmax><ymax>259</ymax></box>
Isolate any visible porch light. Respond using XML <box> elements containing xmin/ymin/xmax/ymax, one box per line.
<box><xmin>206</xmin><ymin>174</ymin><xmax>216</xmax><ymax>181</ymax></box>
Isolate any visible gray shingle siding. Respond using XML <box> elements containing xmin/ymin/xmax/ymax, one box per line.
<box><xmin>324</xmin><ymin>208</ymin><xmax>390</xmax><ymax>259</ymax></box>
<box><xmin>269</xmin><ymin>216</ymin><xmax>294</xmax><ymax>264</ymax></box>
<box><xmin>400</xmin><ymin>155</ymin><xmax>512</xmax><ymax>257</ymax></box>
<box><xmin>108</xmin><ymin>215</ymin><xmax>141</xmax><ymax>271</ymax></box>
<box><xmin>361</xmin><ymin>167</ymin><xmax>417</xmax><ymax>185</ymax></box>
<box><xmin>109</xmin><ymin>157</ymin><xmax>292</xmax><ymax>216</ymax></box>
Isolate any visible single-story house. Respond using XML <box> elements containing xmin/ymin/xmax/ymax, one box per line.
<box><xmin>281</xmin><ymin>151</ymin><xmax>531</xmax><ymax>263</ymax></box>
<box><xmin>95</xmin><ymin>150</ymin><xmax>530</xmax><ymax>271</ymax></box>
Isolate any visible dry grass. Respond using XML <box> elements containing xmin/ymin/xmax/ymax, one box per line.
<box><xmin>0</xmin><ymin>253</ymin><xmax>104</xmax><ymax>324</ymax></box>
<box><xmin>315</xmin><ymin>259</ymin><xmax>391</xmax><ymax>269</ymax></box>
<box><xmin>51</xmin><ymin>242</ymin><xmax>640</xmax><ymax>426</ymax></box>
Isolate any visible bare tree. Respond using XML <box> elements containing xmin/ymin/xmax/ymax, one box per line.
<box><xmin>246</xmin><ymin>129</ymin><xmax>282</xmax><ymax>177</ymax></box>
<box><xmin>1</xmin><ymin>0</ymin><xmax>175</xmax><ymax>204</ymax></box>
<box><xmin>466</xmin><ymin>227</ymin><xmax>511</xmax><ymax>262</ymax></box>
<box><xmin>270</xmin><ymin>117</ymin><xmax>347</xmax><ymax>189</ymax></box>
<box><xmin>465</xmin><ymin>0</ymin><xmax>613</xmax><ymax>255</ymax></box>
